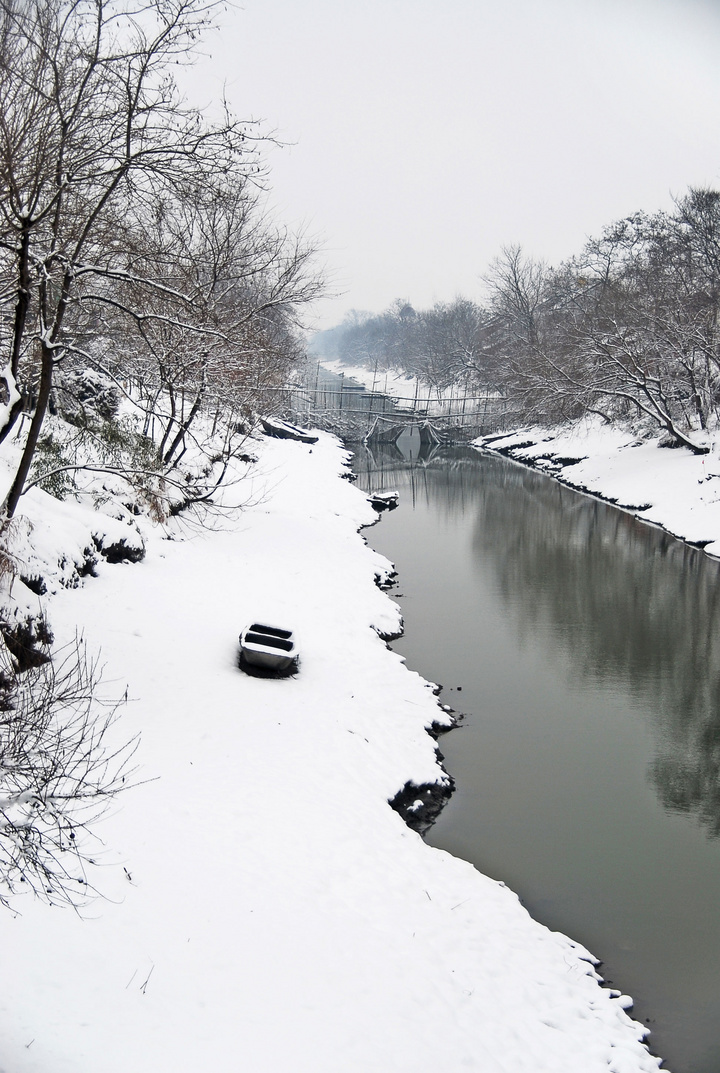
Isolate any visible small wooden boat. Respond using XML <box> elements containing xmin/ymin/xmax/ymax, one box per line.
<box><xmin>369</xmin><ymin>491</ymin><xmax>399</xmax><ymax>511</ymax></box>
<box><xmin>239</xmin><ymin>623</ymin><xmax>299</xmax><ymax>673</ymax></box>
<box><xmin>260</xmin><ymin>417</ymin><xmax>318</xmax><ymax>444</ymax></box>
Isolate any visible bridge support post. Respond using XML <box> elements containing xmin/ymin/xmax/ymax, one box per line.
<box><xmin>418</xmin><ymin>421</ymin><xmax>441</xmax><ymax>448</ymax></box>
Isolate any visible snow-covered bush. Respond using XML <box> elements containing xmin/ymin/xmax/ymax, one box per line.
<box><xmin>0</xmin><ymin>635</ymin><xmax>135</xmax><ymax>908</ymax></box>
<box><xmin>53</xmin><ymin>368</ymin><xmax>120</xmax><ymax>425</ymax></box>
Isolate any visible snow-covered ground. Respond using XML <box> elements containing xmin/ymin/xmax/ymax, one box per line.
<box><xmin>0</xmin><ymin>426</ymin><xmax>664</xmax><ymax>1072</ymax></box>
<box><xmin>479</xmin><ymin>417</ymin><xmax>720</xmax><ymax>558</ymax></box>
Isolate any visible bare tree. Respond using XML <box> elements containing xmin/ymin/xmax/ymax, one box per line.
<box><xmin>483</xmin><ymin>216</ymin><xmax>719</xmax><ymax>450</ymax></box>
<box><xmin>0</xmin><ymin>634</ymin><xmax>136</xmax><ymax>908</ymax></box>
<box><xmin>561</xmin><ymin>210</ymin><xmax>716</xmax><ymax>450</ymax></box>
<box><xmin>484</xmin><ymin>244</ymin><xmax>549</xmax><ymax>352</ymax></box>
<box><xmin>0</xmin><ymin>0</ymin><xmax>267</xmax><ymax>518</ymax></box>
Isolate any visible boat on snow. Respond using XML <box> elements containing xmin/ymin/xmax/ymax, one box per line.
<box><xmin>239</xmin><ymin>623</ymin><xmax>299</xmax><ymax>673</ymax></box>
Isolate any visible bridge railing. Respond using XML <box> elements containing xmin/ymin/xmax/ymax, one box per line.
<box><xmin>285</xmin><ymin>364</ymin><xmax>510</xmax><ymax>441</ymax></box>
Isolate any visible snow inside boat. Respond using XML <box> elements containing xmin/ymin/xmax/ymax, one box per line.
<box><xmin>239</xmin><ymin>623</ymin><xmax>299</xmax><ymax>673</ymax></box>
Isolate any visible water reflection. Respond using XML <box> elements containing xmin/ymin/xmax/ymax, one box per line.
<box><xmin>354</xmin><ymin>442</ymin><xmax>485</xmax><ymax>518</ymax></box>
<box><xmin>471</xmin><ymin>455</ymin><xmax>720</xmax><ymax>837</ymax></box>
<box><xmin>355</xmin><ymin>441</ymin><xmax>720</xmax><ymax>837</ymax></box>
<box><xmin>357</xmin><ymin>438</ymin><xmax>441</xmax><ymax>470</ymax></box>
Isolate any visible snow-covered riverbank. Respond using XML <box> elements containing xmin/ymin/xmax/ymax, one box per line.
<box><xmin>478</xmin><ymin>417</ymin><xmax>720</xmax><ymax>559</ymax></box>
<box><xmin>0</xmin><ymin>429</ymin><xmax>662</xmax><ymax>1072</ymax></box>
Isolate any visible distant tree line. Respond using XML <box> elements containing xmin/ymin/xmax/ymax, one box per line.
<box><xmin>323</xmin><ymin>298</ymin><xmax>491</xmax><ymax>402</ymax></box>
<box><xmin>321</xmin><ymin>188</ymin><xmax>720</xmax><ymax>453</ymax></box>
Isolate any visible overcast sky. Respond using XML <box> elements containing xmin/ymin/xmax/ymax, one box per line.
<box><xmin>184</xmin><ymin>0</ymin><xmax>720</xmax><ymax>329</ymax></box>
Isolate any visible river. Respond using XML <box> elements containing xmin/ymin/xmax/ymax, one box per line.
<box><xmin>353</xmin><ymin>431</ymin><xmax>720</xmax><ymax>1073</ymax></box>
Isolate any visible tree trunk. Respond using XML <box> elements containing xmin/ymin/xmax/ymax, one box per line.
<box><xmin>3</xmin><ymin>345</ymin><xmax>54</xmax><ymax>518</ymax></box>
<box><xmin>163</xmin><ymin>382</ymin><xmax>206</xmax><ymax>466</ymax></box>
<box><xmin>0</xmin><ymin>225</ymin><xmax>32</xmax><ymax>447</ymax></box>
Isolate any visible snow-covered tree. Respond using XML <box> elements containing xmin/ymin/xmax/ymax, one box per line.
<box><xmin>0</xmin><ymin>0</ymin><xmax>322</xmax><ymax>518</ymax></box>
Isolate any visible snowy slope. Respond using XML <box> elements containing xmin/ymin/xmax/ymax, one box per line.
<box><xmin>0</xmin><ymin>431</ymin><xmax>661</xmax><ymax>1073</ymax></box>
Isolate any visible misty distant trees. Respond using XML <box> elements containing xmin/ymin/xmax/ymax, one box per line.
<box><xmin>319</xmin><ymin>187</ymin><xmax>720</xmax><ymax>451</ymax></box>
<box><xmin>328</xmin><ymin>298</ymin><xmax>495</xmax><ymax>400</ymax></box>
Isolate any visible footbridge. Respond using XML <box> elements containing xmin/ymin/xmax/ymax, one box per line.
<box><xmin>290</xmin><ymin>365</ymin><xmax>508</xmax><ymax>445</ymax></box>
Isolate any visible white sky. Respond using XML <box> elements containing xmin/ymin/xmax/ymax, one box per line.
<box><xmin>183</xmin><ymin>0</ymin><xmax>720</xmax><ymax>329</ymax></box>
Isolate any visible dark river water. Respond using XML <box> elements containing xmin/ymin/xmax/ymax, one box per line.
<box><xmin>353</xmin><ymin>432</ymin><xmax>720</xmax><ymax>1073</ymax></box>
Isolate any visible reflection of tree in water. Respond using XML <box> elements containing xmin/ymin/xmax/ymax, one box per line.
<box><xmin>356</xmin><ymin>444</ymin><xmax>720</xmax><ymax>836</ymax></box>
<box><xmin>650</xmin><ymin>729</ymin><xmax>720</xmax><ymax>836</ymax></box>
<box><xmin>469</xmin><ymin>456</ymin><xmax>720</xmax><ymax>836</ymax></box>
<box><xmin>352</xmin><ymin>444</ymin><xmax>489</xmax><ymax>521</ymax></box>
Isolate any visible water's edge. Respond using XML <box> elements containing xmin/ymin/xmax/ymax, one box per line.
<box><xmin>482</xmin><ymin>435</ymin><xmax>720</xmax><ymax>558</ymax></box>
